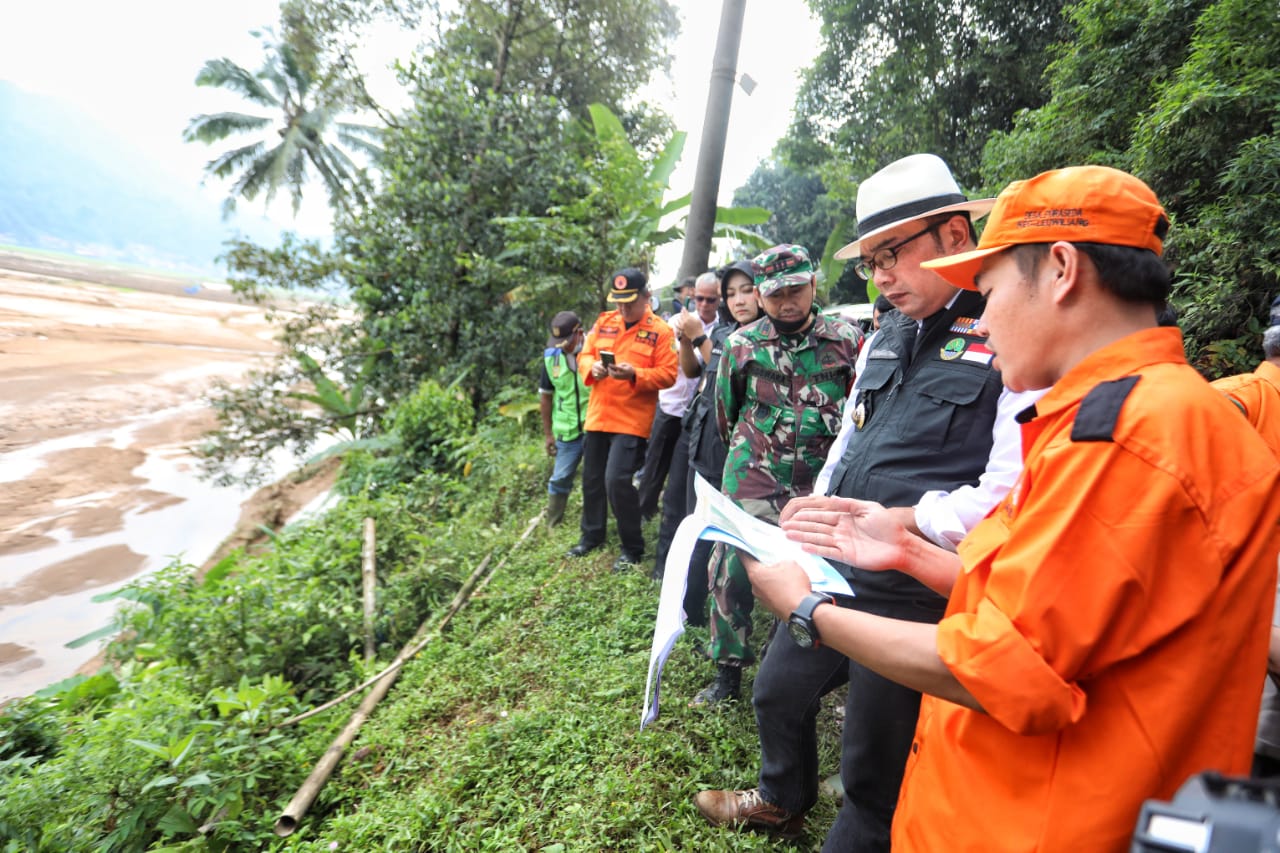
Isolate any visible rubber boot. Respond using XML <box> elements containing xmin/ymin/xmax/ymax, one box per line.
<box><xmin>690</xmin><ymin>664</ymin><xmax>741</xmax><ymax>707</ymax></box>
<box><xmin>546</xmin><ymin>492</ymin><xmax>569</xmax><ymax>528</ymax></box>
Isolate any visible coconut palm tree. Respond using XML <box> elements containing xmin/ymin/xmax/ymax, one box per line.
<box><xmin>184</xmin><ymin>30</ymin><xmax>382</xmax><ymax>218</ymax></box>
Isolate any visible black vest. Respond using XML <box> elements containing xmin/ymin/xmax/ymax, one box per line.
<box><xmin>827</xmin><ymin>289</ymin><xmax>1004</xmax><ymax>602</ymax></box>
<box><xmin>684</xmin><ymin>322</ymin><xmax>737</xmax><ymax>484</ymax></box>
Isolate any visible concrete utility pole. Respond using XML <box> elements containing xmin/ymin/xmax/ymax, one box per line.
<box><xmin>676</xmin><ymin>0</ymin><xmax>747</xmax><ymax>284</ymax></box>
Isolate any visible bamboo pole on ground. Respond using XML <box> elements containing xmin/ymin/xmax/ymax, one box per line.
<box><xmin>272</xmin><ymin>509</ymin><xmax>544</xmax><ymax>836</ymax></box>
<box><xmin>362</xmin><ymin>518</ymin><xmax>376</xmax><ymax>664</ymax></box>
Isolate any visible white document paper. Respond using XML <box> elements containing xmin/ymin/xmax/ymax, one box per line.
<box><xmin>640</xmin><ymin>475</ymin><xmax>853</xmax><ymax>729</ymax></box>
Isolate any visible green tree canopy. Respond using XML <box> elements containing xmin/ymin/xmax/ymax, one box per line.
<box><xmin>981</xmin><ymin>0</ymin><xmax>1280</xmax><ymax>374</ymax></box>
<box><xmin>435</xmin><ymin>0</ymin><xmax>679</xmax><ymax>109</ymax></box>
<box><xmin>784</xmin><ymin>0</ymin><xmax>1067</xmax><ymax>190</ymax></box>
<box><xmin>184</xmin><ymin>27</ymin><xmax>381</xmax><ymax>217</ymax></box>
<box><xmin>341</xmin><ymin>62</ymin><xmax>593</xmax><ymax>410</ymax></box>
<box><xmin>731</xmin><ymin>157</ymin><xmax>866</xmax><ymax>303</ymax></box>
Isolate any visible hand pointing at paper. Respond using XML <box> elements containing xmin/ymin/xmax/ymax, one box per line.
<box><xmin>778</xmin><ymin>495</ymin><xmax>962</xmax><ymax>597</ymax></box>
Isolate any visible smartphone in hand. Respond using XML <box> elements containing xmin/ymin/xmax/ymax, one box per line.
<box><xmin>600</xmin><ymin>350</ymin><xmax>615</xmax><ymax>367</ymax></box>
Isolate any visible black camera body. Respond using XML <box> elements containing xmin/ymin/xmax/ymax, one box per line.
<box><xmin>1132</xmin><ymin>772</ymin><xmax>1280</xmax><ymax>852</ymax></box>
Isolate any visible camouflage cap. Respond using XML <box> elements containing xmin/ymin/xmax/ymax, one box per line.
<box><xmin>752</xmin><ymin>244</ymin><xmax>815</xmax><ymax>296</ymax></box>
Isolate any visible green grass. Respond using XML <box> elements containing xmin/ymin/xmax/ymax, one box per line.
<box><xmin>282</xmin><ymin>509</ymin><xmax>845</xmax><ymax>852</ymax></box>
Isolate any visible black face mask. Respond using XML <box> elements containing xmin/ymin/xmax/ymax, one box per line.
<box><xmin>769</xmin><ymin>312</ymin><xmax>811</xmax><ymax>335</ymax></box>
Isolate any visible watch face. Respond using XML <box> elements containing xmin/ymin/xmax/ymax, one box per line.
<box><xmin>787</xmin><ymin>617</ymin><xmax>816</xmax><ymax>649</ymax></box>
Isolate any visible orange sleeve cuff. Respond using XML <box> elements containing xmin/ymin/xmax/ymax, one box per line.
<box><xmin>939</xmin><ymin>600</ymin><xmax>1088</xmax><ymax>735</ymax></box>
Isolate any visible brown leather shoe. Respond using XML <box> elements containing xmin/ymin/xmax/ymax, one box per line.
<box><xmin>694</xmin><ymin>788</ymin><xmax>804</xmax><ymax>838</ymax></box>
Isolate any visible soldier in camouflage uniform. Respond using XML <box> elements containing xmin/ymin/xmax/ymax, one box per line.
<box><xmin>694</xmin><ymin>244</ymin><xmax>861</xmax><ymax>705</ymax></box>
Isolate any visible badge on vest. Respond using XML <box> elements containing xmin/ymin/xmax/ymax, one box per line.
<box><xmin>940</xmin><ymin>336</ymin><xmax>994</xmax><ymax>365</ymax></box>
<box><xmin>950</xmin><ymin>316</ymin><xmax>982</xmax><ymax>335</ymax></box>
<box><xmin>940</xmin><ymin>338</ymin><xmax>966</xmax><ymax>360</ymax></box>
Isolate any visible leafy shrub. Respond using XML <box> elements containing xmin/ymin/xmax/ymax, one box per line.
<box><xmin>106</xmin><ymin>478</ymin><xmax>480</xmax><ymax>701</ymax></box>
<box><xmin>0</xmin><ymin>667</ymin><xmax>322</xmax><ymax>852</ymax></box>
<box><xmin>386</xmin><ymin>377</ymin><xmax>474</xmax><ymax>475</ymax></box>
<box><xmin>0</xmin><ymin>697</ymin><xmax>61</xmax><ymax>764</ymax></box>
<box><xmin>338</xmin><ymin>376</ymin><xmax>475</xmax><ymax>494</ymax></box>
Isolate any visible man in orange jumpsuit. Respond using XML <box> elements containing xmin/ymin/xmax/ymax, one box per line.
<box><xmin>1213</xmin><ymin>315</ymin><xmax>1280</xmax><ymax>458</ymax></box>
<box><xmin>1212</xmin><ymin>308</ymin><xmax>1280</xmax><ymax>777</ymax></box>
<box><xmin>748</xmin><ymin>166</ymin><xmax>1280</xmax><ymax>852</ymax></box>
<box><xmin>568</xmin><ymin>268</ymin><xmax>678</xmax><ymax>571</ymax></box>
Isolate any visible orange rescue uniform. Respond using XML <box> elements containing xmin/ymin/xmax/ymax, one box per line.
<box><xmin>893</xmin><ymin>328</ymin><xmax>1280</xmax><ymax>853</ymax></box>
<box><xmin>1212</xmin><ymin>360</ymin><xmax>1280</xmax><ymax>457</ymax></box>
<box><xmin>579</xmin><ymin>306</ymin><xmax>678</xmax><ymax>437</ymax></box>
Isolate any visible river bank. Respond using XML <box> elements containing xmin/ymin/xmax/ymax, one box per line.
<box><xmin>0</xmin><ymin>254</ymin><xmax>330</xmax><ymax>701</ymax></box>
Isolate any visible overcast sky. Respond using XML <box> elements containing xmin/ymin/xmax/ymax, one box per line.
<box><xmin>0</xmin><ymin>0</ymin><xmax>820</xmax><ymax>280</ymax></box>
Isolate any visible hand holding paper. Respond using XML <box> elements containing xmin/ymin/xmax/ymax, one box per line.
<box><xmin>641</xmin><ymin>475</ymin><xmax>852</xmax><ymax>729</ymax></box>
<box><xmin>687</xmin><ymin>475</ymin><xmax>853</xmax><ymax>596</ymax></box>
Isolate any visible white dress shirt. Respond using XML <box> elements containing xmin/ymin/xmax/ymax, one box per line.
<box><xmin>656</xmin><ymin>314</ymin><xmax>717</xmax><ymax>417</ymax></box>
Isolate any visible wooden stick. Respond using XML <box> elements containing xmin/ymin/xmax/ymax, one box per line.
<box><xmin>362</xmin><ymin>518</ymin><xmax>376</xmax><ymax>664</ymax></box>
<box><xmin>273</xmin><ymin>550</ymin><xmax>494</xmax><ymax>836</ymax></box>
<box><xmin>272</xmin><ymin>510</ymin><xmax>542</xmax><ymax>836</ymax></box>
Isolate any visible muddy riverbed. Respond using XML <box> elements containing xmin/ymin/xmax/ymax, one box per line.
<box><xmin>0</xmin><ymin>254</ymin><xmax>329</xmax><ymax>701</ymax></box>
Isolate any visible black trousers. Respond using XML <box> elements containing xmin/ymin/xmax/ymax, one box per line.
<box><xmin>579</xmin><ymin>430</ymin><xmax>647</xmax><ymax>555</ymax></box>
<box><xmin>653</xmin><ymin>432</ymin><xmax>716</xmax><ymax>622</ymax></box>
<box><xmin>636</xmin><ymin>409</ymin><xmax>685</xmax><ymax>517</ymax></box>
<box><xmin>753</xmin><ymin>594</ymin><xmax>947</xmax><ymax>853</ymax></box>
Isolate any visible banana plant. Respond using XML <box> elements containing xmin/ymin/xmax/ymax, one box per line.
<box><xmin>494</xmin><ymin>103</ymin><xmax>772</xmax><ymax>307</ymax></box>
<box><xmin>817</xmin><ymin>216</ymin><xmax>878</xmax><ymax>302</ymax></box>
<box><xmin>287</xmin><ymin>350</ymin><xmax>379</xmax><ymax>440</ymax></box>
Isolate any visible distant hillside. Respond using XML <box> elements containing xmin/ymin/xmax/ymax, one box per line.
<box><xmin>0</xmin><ymin>81</ymin><xmax>294</xmax><ymax>279</ymax></box>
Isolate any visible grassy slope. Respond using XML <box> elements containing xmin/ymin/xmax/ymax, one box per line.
<box><xmin>281</xmin><ymin>498</ymin><xmax>845</xmax><ymax>851</ymax></box>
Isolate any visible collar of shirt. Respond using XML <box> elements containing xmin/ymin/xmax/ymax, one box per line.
<box><xmin>1029</xmin><ymin>326</ymin><xmax>1185</xmax><ymax>423</ymax></box>
<box><xmin>1256</xmin><ymin>359</ymin><xmax>1280</xmax><ymax>388</ymax></box>
<box><xmin>915</xmin><ymin>290</ymin><xmax>963</xmax><ymax>334</ymax></box>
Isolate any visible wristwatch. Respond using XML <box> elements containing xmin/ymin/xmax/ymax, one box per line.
<box><xmin>690</xmin><ymin>334</ymin><xmax>707</xmax><ymax>348</ymax></box>
<box><xmin>787</xmin><ymin>592</ymin><xmax>834</xmax><ymax>649</ymax></box>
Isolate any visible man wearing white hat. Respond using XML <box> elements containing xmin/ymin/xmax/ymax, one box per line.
<box><xmin>696</xmin><ymin>154</ymin><xmax>1039</xmax><ymax>849</ymax></box>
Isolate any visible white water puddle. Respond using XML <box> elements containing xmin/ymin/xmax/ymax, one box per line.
<box><xmin>0</xmin><ymin>406</ymin><xmax>297</xmax><ymax>702</ymax></box>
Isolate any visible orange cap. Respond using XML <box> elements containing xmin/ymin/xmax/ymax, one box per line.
<box><xmin>920</xmin><ymin>165</ymin><xmax>1169</xmax><ymax>290</ymax></box>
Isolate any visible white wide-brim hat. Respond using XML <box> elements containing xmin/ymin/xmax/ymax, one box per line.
<box><xmin>833</xmin><ymin>153</ymin><xmax>997</xmax><ymax>260</ymax></box>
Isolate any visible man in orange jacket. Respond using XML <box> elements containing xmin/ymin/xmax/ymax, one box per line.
<box><xmin>567</xmin><ymin>268</ymin><xmax>678</xmax><ymax>572</ymax></box>
<box><xmin>751</xmin><ymin>166</ymin><xmax>1280</xmax><ymax>852</ymax></box>
<box><xmin>1213</xmin><ymin>308</ymin><xmax>1280</xmax><ymax>458</ymax></box>
<box><xmin>1212</xmin><ymin>305</ymin><xmax>1280</xmax><ymax>778</ymax></box>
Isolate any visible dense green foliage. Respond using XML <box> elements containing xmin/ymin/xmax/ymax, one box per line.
<box><xmin>738</xmin><ymin>0</ymin><xmax>1280</xmax><ymax>374</ymax></box>
<box><xmin>341</xmin><ymin>67</ymin><xmax>587</xmax><ymax>410</ymax></box>
<box><xmin>784</xmin><ymin>0</ymin><xmax>1067</xmax><ymax>190</ymax></box>
<box><xmin>438</xmin><ymin>0</ymin><xmax>679</xmax><ymax>111</ymax></box>
<box><xmin>982</xmin><ymin>0</ymin><xmax>1280</xmax><ymax>373</ymax></box>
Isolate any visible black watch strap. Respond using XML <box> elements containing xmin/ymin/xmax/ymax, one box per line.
<box><xmin>788</xmin><ymin>592</ymin><xmax>834</xmax><ymax>649</ymax></box>
<box><xmin>690</xmin><ymin>334</ymin><xmax>707</xmax><ymax>348</ymax></box>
